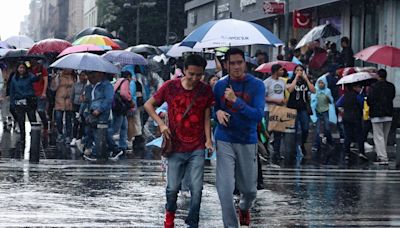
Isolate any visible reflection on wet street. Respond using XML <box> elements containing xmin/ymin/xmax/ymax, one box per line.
<box><xmin>0</xmin><ymin>126</ymin><xmax>400</xmax><ymax>227</ymax></box>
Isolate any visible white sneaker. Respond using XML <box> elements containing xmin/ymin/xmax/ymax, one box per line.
<box><xmin>112</xmin><ymin>134</ymin><xmax>120</xmax><ymax>141</ymax></box>
<box><xmin>84</xmin><ymin>148</ymin><xmax>92</xmax><ymax>156</ymax></box>
<box><xmin>76</xmin><ymin>139</ymin><xmax>83</xmax><ymax>152</ymax></box>
<box><xmin>364</xmin><ymin>142</ymin><xmax>373</xmax><ymax>150</ymax></box>
<box><xmin>70</xmin><ymin>138</ymin><xmax>77</xmax><ymax>146</ymax></box>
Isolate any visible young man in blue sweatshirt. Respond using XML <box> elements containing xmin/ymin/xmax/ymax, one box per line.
<box><xmin>214</xmin><ymin>48</ymin><xmax>265</xmax><ymax>227</ymax></box>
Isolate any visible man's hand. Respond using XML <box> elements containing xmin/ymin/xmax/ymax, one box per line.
<box><xmin>224</xmin><ymin>86</ymin><xmax>237</xmax><ymax>103</ymax></box>
<box><xmin>205</xmin><ymin>140</ymin><xmax>214</xmax><ymax>157</ymax></box>
<box><xmin>159</xmin><ymin>123</ymin><xmax>171</xmax><ymax>140</ymax></box>
<box><xmin>40</xmin><ymin>93</ymin><xmax>46</xmax><ymax>98</ymax></box>
<box><xmin>216</xmin><ymin>110</ymin><xmax>230</xmax><ymax>127</ymax></box>
<box><xmin>92</xmin><ymin>110</ymin><xmax>101</xmax><ymax>117</ymax></box>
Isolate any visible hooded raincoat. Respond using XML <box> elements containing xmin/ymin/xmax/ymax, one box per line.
<box><xmin>310</xmin><ymin>74</ymin><xmax>337</xmax><ymax>124</ymax></box>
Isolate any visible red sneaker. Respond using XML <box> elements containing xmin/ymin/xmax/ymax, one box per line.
<box><xmin>164</xmin><ymin>210</ymin><xmax>175</xmax><ymax>228</ymax></box>
<box><xmin>238</xmin><ymin>209</ymin><xmax>250</xmax><ymax>226</ymax></box>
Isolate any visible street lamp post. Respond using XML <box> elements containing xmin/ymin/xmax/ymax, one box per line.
<box><xmin>136</xmin><ymin>0</ymin><xmax>140</xmax><ymax>45</ymax></box>
<box><xmin>124</xmin><ymin>1</ymin><xmax>156</xmax><ymax>45</ymax></box>
<box><xmin>165</xmin><ymin>0</ymin><xmax>170</xmax><ymax>45</ymax></box>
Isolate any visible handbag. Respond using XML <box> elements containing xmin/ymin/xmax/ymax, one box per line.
<box><xmin>85</xmin><ymin>114</ymin><xmax>99</xmax><ymax>128</ymax></box>
<box><xmin>161</xmin><ymin>84</ymin><xmax>204</xmax><ymax>157</ymax></box>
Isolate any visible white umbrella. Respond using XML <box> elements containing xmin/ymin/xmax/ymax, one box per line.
<box><xmin>180</xmin><ymin>19</ymin><xmax>283</xmax><ymax>49</ymax></box>
<box><xmin>295</xmin><ymin>24</ymin><xmax>341</xmax><ymax>49</ymax></box>
<box><xmin>0</xmin><ymin>49</ymin><xmax>10</xmax><ymax>57</ymax></box>
<box><xmin>4</xmin><ymin>35</ymin><xmax>35</xmax><ymax>49</ymax></box>
<box><xmin>50</xmin><ymin>53</ymin><xmax>119</xmax><ymax>74</ymax></box>
<box><xmin>336</xmin><ymin>72</ymin><xmax>377</xmax><ymax>85</ymax></box>
<box><xmin>166</xmin><ymin>42</ymin><xmax>202</xmax><ymax>57</ymax></box>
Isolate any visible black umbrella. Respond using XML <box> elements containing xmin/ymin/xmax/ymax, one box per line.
<box><xmin>126</xmin><ymin>44</ymin><xmax>163</xmax><ymax>57</ymax></box>
<box><xmin>74</xmin><ymin>27</ymin><xmax>114</xmax><ymax>41</ymax></box>
<box><xmin>112</xmin><ymin>39</ymin><xmax>128</xmax><ymax>50</ymax></box>
<box><xmin>0</xmin><ymin>49</ymin><xmax>45</xmax><ymax>62</ymax></box>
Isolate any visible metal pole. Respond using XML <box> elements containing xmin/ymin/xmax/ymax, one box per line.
<box><xmin>214</xmin><ymin>0</ymin><xmax>218</xmax><ymax>20</ymax></box>
<box><xmin>166</xmin><ymin>0</ymin><xmax>170</xmax><ymax>45</ymax></box>
<box><xmin>396</xmin><ymin>129</ymin><xmax>400</xmax><ymax>169</ymax></box>
<box><xmin>283</xmin><ymin>0</ymin><xmax>290</xmax><ymax>55</ymax></box>
<box><xmin>30</xmin><ymin>122</ymin><xmax>41</xmax><ymax>163</ymax></box>
<box><xmin>136</xmin><ymin>1</ymin><xmax>140</xmax><ymax>45</ymax></box>
<box><xmin>96</xmin><ymin>122</ymin><xmax>108</xmax><ymax>160</ymax></box>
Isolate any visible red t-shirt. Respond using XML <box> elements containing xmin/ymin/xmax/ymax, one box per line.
<box><xmin>153</xmin><ymin>79</ymin><xmax>214</xmax><ymax>153</ymax></box>
<box><xmin>31</xmin><ymin>66</ymin><xmax>48</xmax><ymax>96</ymax></box>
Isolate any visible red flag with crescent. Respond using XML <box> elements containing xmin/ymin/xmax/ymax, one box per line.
<box><xmin>293</xmin><ymin>10</ymin><xmax>312</xmax><ymax>28</ymax></box>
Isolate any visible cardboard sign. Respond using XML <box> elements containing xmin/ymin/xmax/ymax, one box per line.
<box><xmin>268</xmin><ymin>105</ymin><xmax>297</xmax><ymax>132</ymax></box>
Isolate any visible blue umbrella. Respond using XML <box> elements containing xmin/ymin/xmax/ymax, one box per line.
<box><xmin>102</xmin><ymin>50</ymin><xmax>148</xmax><ymax>66</ymax></box>
<box><xmin>50</xmin><ymin>52</ymin><xmax>119</xmax><ymax>74</ymax></box>
<box><xmin>180</xmin><ymin>18</ymin><xmax>283</xmax><ymax>48</ymax></box>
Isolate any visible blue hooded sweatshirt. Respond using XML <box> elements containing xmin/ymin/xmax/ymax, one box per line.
<box><xmin>310</xmin><ymin>74</ymin><xmax>337</xmax><ymax>124</ymax></box>
<box><xmin>213</xmin><ymin>73</ymin><xmax>265</xmax><ymax>144</ymax></box>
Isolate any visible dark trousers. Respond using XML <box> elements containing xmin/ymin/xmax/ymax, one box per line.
<box><xmin>15</xmin><ymin>105</ymin><xmax>37</xmax><ymax>141</ymax></box>
<box><xmin>72</xmin><ymin>104</ymin><xmax>84</xmax><ymax>139</ymax></box>
<box><xmin>343</xmin><ymin>120</ymin><xmax>365</xmax><ymax>162</ymax></box>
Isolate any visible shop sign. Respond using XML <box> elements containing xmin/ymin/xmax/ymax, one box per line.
<box><xmin>240</xmin><ymin>0</ymin><xmax>257</xmax><ymax>11</ymax></box>
<box><xmin>263</xmin><ymin>1</ymin><xmax>285</xmax><ymax>15</ymax></box>
<box><xmin>293</xmin><ymin>10</ymin><xmax>312</xmax><ymax>28</ymax></box>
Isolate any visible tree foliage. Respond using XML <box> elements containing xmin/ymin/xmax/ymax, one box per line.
<box><xmin>97</xmin><ymin>0</ymin><xmax>190</xmax><ymax>46</ymax></box>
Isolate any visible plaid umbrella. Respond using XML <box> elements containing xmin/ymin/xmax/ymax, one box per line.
<box><xmin>102</xmin><ymin>50</ymin><xmax>148</xmax><ymax>66</ymax></box>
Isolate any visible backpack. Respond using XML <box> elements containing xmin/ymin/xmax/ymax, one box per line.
<box><xmin>112</xmin><ymin>79</ymin><xmax>131</xmax><ymax>115</ymax></box>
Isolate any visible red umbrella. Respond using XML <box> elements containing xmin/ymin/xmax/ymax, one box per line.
<box><xmin>255</xmin><ymin>61</ymin><xmax>297</xmax><ymax>73</ymax></box>
<box><xmin>28</xmin><ymin>38</ymin><xmax>72</xmax><ymax>54</ymax></box>
<box><xmin>354</xmin><ymin>45</ymin><xmax>400</xmax><ymax>67</ymax></box>
<box><xmin>57</xmin><ymin>44</ymin><xmax>105</xmax><ymax>58</ymax></box>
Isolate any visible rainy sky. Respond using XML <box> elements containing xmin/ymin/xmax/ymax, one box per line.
<box><xmin>0</xmin><ymin>0</ymin><xmax>30</xmax><ymax>40</ymax></box>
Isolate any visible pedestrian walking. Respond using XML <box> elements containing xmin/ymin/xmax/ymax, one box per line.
<box><xmin>287</xmin><ymin>65</ymin><xmax>316</xmax><ymax>156</ymax></box>
<box><xmin>367</xmin><ymin>69</ymin><xmax>396</xmax><ymax>165</ymax></box>
<box><xmin>310</xmin><ymin>75</ymin><xmax>337</xmax><ymax>161</ymax></box>
<box><xmin>336</xmin><ymin>84</ymin><xmax>365</xmax><ymax>165</ymax></box>
<box><xmin>53</xmin><ymin>69</ymin><xmax>75</xmax><ymax>144</ymax></box>
<box><xmin>70</xmin><ymin>72</ymin><xmax>87</xmax><ymax>147</ymax></box>
<box><xmin>213</xmin><ymin>48</ymin><xmax>265</xmax><ymax>227</ymax></box>
<box><xmin>264</xmin><ymin>64</ymin><xmax>286</xmax><ymax>164</ymax></box>
<box><xmin>85</xmin><ymin>71</ymin><xmax>122</xmax><ymax>161</ymax></box>
<box><xmin>9</xmin><ymin>62</ymin><xmax>39</xmax><ymax>142</ymax></box>
<box><xmin>144</xmin><ymin>54</ymin><xmax>214</xmax><ymax>228</ymax></box>
<box><xmin>31</xmin><ymin>60</ymin><xmax>49</xmax><ymax>134</ymax></box>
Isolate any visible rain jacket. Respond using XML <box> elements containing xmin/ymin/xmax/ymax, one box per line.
<box><xmin>90</xmin><ymin>79</ymin><xmax>114</xmax><ymax>122</ymax></box>
<box><xmin>54</xmin><ymin>70</ymin><xmax>75</xmax><ymax>111</ymax></box>
<box><xmin>10</xmin><ymin>72</ymin><xmax>39</xmax><ymax>107</ymax></box>
<box><xmin>310</xmin><ymin>74</ymin><xmax>337</xmax><ymax>124</ymax></box>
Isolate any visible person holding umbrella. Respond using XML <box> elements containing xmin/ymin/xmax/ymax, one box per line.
<box><xmin>367</xmin><ymin>69</ymin><xmax>396</xmax><ymax>165</ymax></box>
<box><xmin>9</xmin><ymin>62</ymin><xmax>40</xmax><ymax>142</ymax></box>
<box><xmin>214</xmin><ymin>48</ymin><xmax>265</xmax><ymax>227</ymax></box>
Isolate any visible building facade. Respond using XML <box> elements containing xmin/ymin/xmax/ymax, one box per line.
<box><xmin>67</xmin><ymin>0</ymin><xmax>84</xmax><ymax>40</ymax></box>
<box><xmin>185</xmin><ymin>0</ymin><xmax>400</xmax><ymax>106</ymax></box>
<box><xmin>84</xmin><ymin>0</ymin><xmax>98</xmax><ymax>28</ymax></box>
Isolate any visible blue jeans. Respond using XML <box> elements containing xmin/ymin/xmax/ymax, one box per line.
<box><xmin>113</xmin><ymin>114</ymin><xmax>128</xmax><ymax>150</ymax></box>
<box><xmin>313</xmin><ymin>111</ymin><xmax>332</xmax><ymax>150</ymax></box>
<box><xmin>295</xmin><ymin>110</ymin><xmax>310</xmax><ymax>147</ymax></box>
<box><xmin>166</xmin><ymin>150</ymin><xmax>205</xmax><ymax>227</ymax></box>
<box><xmin>55</xmin><ymin>110</ymin><xmax>73</xmax><ymax>138</ymax></box>
<box><xmin>37</xmin><ymin>97</ymin><xmax>48</xmax><ymax>130</ymax></box>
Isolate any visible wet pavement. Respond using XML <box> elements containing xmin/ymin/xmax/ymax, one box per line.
<box><xmin>0</xmin><ymin>123</ymin><xmax>400</xmax><ymax>227</ymax></box>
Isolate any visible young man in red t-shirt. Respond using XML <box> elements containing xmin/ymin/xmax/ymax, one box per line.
<box><xmin>31</xmin><ymin>60</ymin><xmax>49</xmax><ymax>133</ymax></box>
<box><xmin>144</xmin><ymin>54</ymin><xmax>214</xmax><ymax>228</ymax></box>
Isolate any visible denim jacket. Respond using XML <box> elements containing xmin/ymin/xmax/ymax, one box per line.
<box><xmin>10</xmin><ymin>73</ymin><xmax>39</xmax><ymax>107</ymax></box>
<box><xmin>90</xmin><ymin>79</ymin><xmax>114</xmax><ymax>122</ymax></box>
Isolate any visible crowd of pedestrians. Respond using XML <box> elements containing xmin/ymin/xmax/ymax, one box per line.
<box><xmin>0</xmin><ymin>35</ymin><xmax>396</xmax><ymax>227</ymax></box>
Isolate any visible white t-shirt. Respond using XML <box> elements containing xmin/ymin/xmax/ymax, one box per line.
<box><xmin>264</xmin><ymin>77</ymin><xmax>285</xmax><ymax>112</ymax></box>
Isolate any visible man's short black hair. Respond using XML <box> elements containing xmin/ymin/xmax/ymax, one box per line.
<box><xmin>341</xmin><ymin>37</ymin><xmax>350</xmax><ymax>45</ymax></box>
<box><xmin>271</xmin><ymin>64</ymin><xmax>283</xmax><ymax>74</ymax></box>
<box><xmin>184</xmin><ymin>54</ymin><xmax>207</xmax><ymax>70</ymax></box>
<box><xmin>225</xmin><ymin>48</ymin><xmax>245</xmax><ymax>61</ymax></box>
<box><xmin>377</xmin><ymin>69</ymin><xmax>387</xmax><ymax>79</ymax></box>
